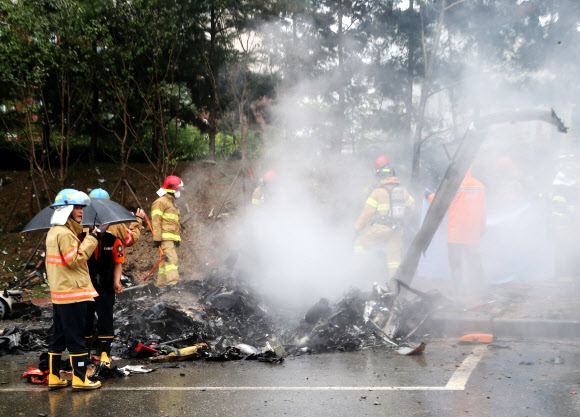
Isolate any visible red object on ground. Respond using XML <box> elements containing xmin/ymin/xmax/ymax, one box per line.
<box><xmin>22</xmin><ymin>366</ymin><xmax>48</xmax><ymax>384</ymax></box>
<box><xmin>458</xmin><ymin>333</ymin><xmax>494</xmax><ymax>343</ymax></box>
<box><xmin>131</xmin><ymin>341</ymin><xmax>158</xmax><ymax>358</ymax></box>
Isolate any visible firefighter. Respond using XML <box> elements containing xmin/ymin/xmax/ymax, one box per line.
<box><xmin>84</xmin><ymin>188</ymin><xmax>133</xmax><ymax>367</ymax></box>
<box><xmin>252</xmin><ymin>170</ymin><xmax>277</xmax><ymax>206</ymax></box>
<box><xmin>88</xmin><ymin>188</ymin><xmax>145</xmax><ymax>247</ymax></box>
<box><xmin>354</xmin><ymin>156</ymin><xmax>415</xmax><ymax>279</ymax></box>
<box><xmin>151</xmin><ymin>175</ymin><xmax>185</xmax><ymax>287</ymax></box>
<box><xmin>46</xmin><ymin>189</ymin><xmax>105</xmax><ymax>391</ymax></box>
<box><xmin>548</xmin><ymin>149</ymin><xmax>580</xmax><ymax>280</ymax></box>
<box><xmin>427</xmin><ymin>168</ymin><xmax>486</xmax><ymax>301</ymax></box>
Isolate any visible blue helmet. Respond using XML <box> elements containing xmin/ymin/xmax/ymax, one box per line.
<box><xmin>52</xmin><ymin>189</ymin><xmax>90</xmax><ymax>207</ymax></box>
<box><xmin>89</xmin><ymin>188</ymin><xmax>110</xmax><ymax>199</ymax></box>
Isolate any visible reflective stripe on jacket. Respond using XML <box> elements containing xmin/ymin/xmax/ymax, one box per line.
<box><xmin>45</xmin><ymin>218</ymin><xmax>99</xmax><ymax>304</ymax></box>
<box><xmin>151</xmin><ymin>193</ymin><xmax>181</xmax><ymax>242</ymax></box>
<box><xmin>447</xmin><ymin>171</ymin><xmax>486</xmax><ymax>244</ymax></box>
<box><xmin>354</xmin><ymin>176</ymin><xmax>414</xmax><ymax>231</ymax></box>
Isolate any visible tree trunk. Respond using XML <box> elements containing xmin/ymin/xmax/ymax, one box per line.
<box><xmin>208</xmin><ymin>3</ymin><xmax>218</xmax><ymax>162</ymax></box>
<box><xmin>404</xmin><ymin>0</ymin><xmax>415</xmax><ymax>158</ymax></box>
<box><xmin>333</xmin><ymin>0</ymin><xmax>345</xmax><ymax>155</ymax></box>
<box><xmin>411</xmin><ymin>0</ymin><xmax>446</xmax><ymax>190</ymax></box>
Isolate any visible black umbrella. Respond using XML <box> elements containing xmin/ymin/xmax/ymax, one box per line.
<box><xmin>22</xmin><ymin>199</ymin><xmax>137</xmax><ymax>233</ymax></box>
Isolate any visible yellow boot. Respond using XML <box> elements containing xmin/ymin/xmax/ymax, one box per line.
<box><xmin>99</xmin><ymin>352</ymin><xmax>110</xmax><ymax>366</ymax></box>
<box><xmin>98</xmin><ymin>338</ymin><xmax>113</xmax><ymax>366</ymax></box>
<box><xmin>48</xmin><ymin>352</ymin><xmax>69</xmax><ymax>390</ymax></box>
<box><xmin>70</xmin><ymin>353</ymin><xmax>101</xmax><ymax>391</ymax></box>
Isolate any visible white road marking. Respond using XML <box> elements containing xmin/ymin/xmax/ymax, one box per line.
<box><xmin>2</xmin><ymin>346</ymin><xmax>488</xmax><ymax>393</ymax></box>
<box><xmin>445</xmin><ymin>344</ymin><xmax>488</xmax><ymax>390</ymax></box>
<box><xmin>0</xmin><ymin>386</ymin><xmax>462</xmax><ymax>392</ymax></box>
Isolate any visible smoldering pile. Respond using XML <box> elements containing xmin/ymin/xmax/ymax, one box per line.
<box><xmin>0</xmin><ymin>276</ymin><xmax>449</xmax><ymax>359</ymax></box>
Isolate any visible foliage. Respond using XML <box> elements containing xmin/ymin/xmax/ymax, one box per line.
<box><xmin>0</xmin><ymin>0</ymin><xmax>578</xmax><ymax>181</ymax></box>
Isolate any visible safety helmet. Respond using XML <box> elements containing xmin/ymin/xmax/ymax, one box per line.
<box><xmin>89</xmin><ymin>188</ymin><xmax>110</xmax><ymax>199</ymax></box>
<box><xmin>262</xmin><ymin>170</ymin><xmax>277</xmax><ymax>182</ymax></box>
<box><xmin>376</xmin><ymin>165</ymin><xmax>396</xmax><ymax>179</ymax></box>
<box><xmin>374</xmin><ymin>155</ymin><xmax>390</xmax><ymax>169</ymax></box>
<box><xmin>162</xmin><ymin>175</ymin><xmax>184</xmax><ymax>191</ymax></box>
<box><xmin>52</xmin><ymin>189</ymin><xmax>90</xmax><ymax>207</ymax></box>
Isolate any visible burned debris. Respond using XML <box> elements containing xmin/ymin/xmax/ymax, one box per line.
<box><xmin>0</xmin><ymin>274</ymin><xmax>446</xmax><ymax>362</ymax></box>
<box><xmin>291</xmin><ymin>281</ymin><xmax>446</xmax><ymax>355</ymax></box>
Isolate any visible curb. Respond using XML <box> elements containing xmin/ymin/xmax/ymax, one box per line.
<box><xmin>428</xmin><ymin>314</ymin><xmax>580</xmax><ymax>339</ymax></box>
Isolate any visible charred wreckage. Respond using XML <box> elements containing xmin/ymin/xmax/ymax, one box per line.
<box><xmin>2</xmin><ymin>274</ymin><xmax>440</xmax><ymax>369</ymax></box>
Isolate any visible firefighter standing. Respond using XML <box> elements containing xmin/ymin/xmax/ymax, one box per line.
<box><xmin>84</xmin><ymin>188</ymin><xmax>144</xmax><ymax>367</ymax></box>
<box><xmin>252</xmin><ymin>170</ymin><xmax>277</xmax><ymax>206</ymax></box>
<box><xmin>151</xmin><ymin>175</ymin><xmax>184</xmax><ymax>287</ymax></box>
<box><xmin>354</xmin><ymin>156</ymin><xmax>415</xmax><ymax>279</ymax></box>
<box><xmin>428</xmin><ymin>169</ymin><xmax>486</xmax><ymax>301</ymax></box>
<box><xmin>45</xmin><ymin>189</ymin><xmax>106</xmax><ymax>391</ymax></box>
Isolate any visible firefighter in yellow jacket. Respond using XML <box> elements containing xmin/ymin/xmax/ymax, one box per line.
<box><xmin>45</xmin><ymin>189</ymin><xmax>106</xmax><ymax>391</ymax></box>
<box><xmin>151</xmin><ymin>175</ymin><xmax>184</xmax><ymax>287</ymax></box>
<box><xmin>354</xmin><ymin>156</ymin><xmax>415</xmax><ymax>279</ymax></box>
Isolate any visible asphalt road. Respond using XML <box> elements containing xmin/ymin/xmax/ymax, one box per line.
<box><xmin>1</xmin><ymin>338</ymin><xmax>579</xmax><ymax>417</ymax></box>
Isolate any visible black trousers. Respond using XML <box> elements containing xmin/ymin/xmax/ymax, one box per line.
<box><xmin>86</xmin><ymin>292</ymin><xmax>115</xmax><ymax>339</ymax></box>
<box><xmin>49</xmin><ymin>302</ymin><xmax>91</xmax><ymax>354</ymax></box>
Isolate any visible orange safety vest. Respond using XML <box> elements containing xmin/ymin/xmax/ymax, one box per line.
<box><xmin>447</xmin><ymin>171</ymin><xmax>486</xmax><ymax>244</ymax></box>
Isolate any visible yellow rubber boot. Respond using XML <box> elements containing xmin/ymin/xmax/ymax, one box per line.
<box><xmin>48</xmin><ymin>352</ymin><xmax>69</xmax><ymax>390</ymax></box>
<box><xmin>70</xmin><ymin>353</ymin><xmax>101</xmax><ymax>391</ymax></box>
<box><xmin>99</xmin><ymin>352</ymin><xmax>110</xmax><ymax>366</ymax></box>
<box><xmin>98</xmin><ymin>338</ymin><xmax>113</xmax><ymax>366</ymax></box>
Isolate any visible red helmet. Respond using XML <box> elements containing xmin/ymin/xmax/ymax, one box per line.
<box><xmin>374</xmin><ymin>155</ymin><xmax>390</xmax><ymax>169</ymax></box>
<box><xmin>262</xmin><ymin>170</ymin><xmax>277</xmax><ymax>182</ymax></box>
<box><xmin>162</xmin><ymin>175</ymin><xmax>184</xmax><ymax>190</ymax></box>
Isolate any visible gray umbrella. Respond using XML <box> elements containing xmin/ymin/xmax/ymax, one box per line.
<box><xmin>22</xmin><ymin>198</ymin><xmax>137</xmax><ymax>233</ymax></box>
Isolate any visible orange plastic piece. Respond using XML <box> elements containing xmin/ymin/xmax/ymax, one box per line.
<box><xmin>459</xmin><ymin>333</ymin><xmax>494</xmax><ymax>343</ymax></box>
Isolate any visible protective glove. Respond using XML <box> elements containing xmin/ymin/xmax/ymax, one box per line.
<box><xmin>91</xmin><ymin>224</ymin><xmax>109</xmax><ymax>239</ymax></box>
<box><xmin>174</xmin><ymin>241</ymin><xmax>180</xmax><ymax>248</ymax></box>
<box><xmin>96</xmin><ymin>223</ymin><xmax>109</xmax><ymax>235</ymax></box>
<box><xmin>154</xmin><ymin>241</ymin><xmax>162</xmax><ymax>248</ymax></box>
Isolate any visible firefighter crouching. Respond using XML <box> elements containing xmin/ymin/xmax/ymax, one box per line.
<box><xmin>151</xmin><ymin>175</ymin><xmax>185</xmax><ymax>287</ymax></box>
<box><xmin>46</xmin><ymin>189</ymin><xmax>107</xmax><ymax>391</ymax></box>
<box><xmin>353</xmin><ymin>156</ymin><xmax>415</xmax><ymax>279</ymax></box>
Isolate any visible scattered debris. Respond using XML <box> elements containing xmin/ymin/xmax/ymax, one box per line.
<box><xmin>395</xmin><ymin>342</ymin><xmax>426</xmax><ymax>356</ymax></box>
<box><xmin>150</xmin><ymin>343</ymin><xmax>209</xmax><ymax>362</ymax></box>
<box><xmin>0</xmin><ymin>289</ymin><xmax>25</xmax><ymax>319</ymax></box>
<box><xmin>1</xmin><ymin>274</ymin><xmax>452</xmax><ymax>372</ymax></box>
<box><xmin>119</xmin><ymin>365</ymin><xmax>155</xmax><ymax>374</ymax></box>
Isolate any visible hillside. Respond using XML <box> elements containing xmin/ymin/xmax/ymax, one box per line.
<box><xmin>0</xmin><ymin>160</ymin><xmax>250</xmax><ymax>296</ymax></box>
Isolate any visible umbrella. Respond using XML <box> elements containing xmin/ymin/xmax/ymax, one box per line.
<box><xmin>22</xmin><ymin>199</ymin><xmax>137</xmax><ymax>233</ymax></box>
